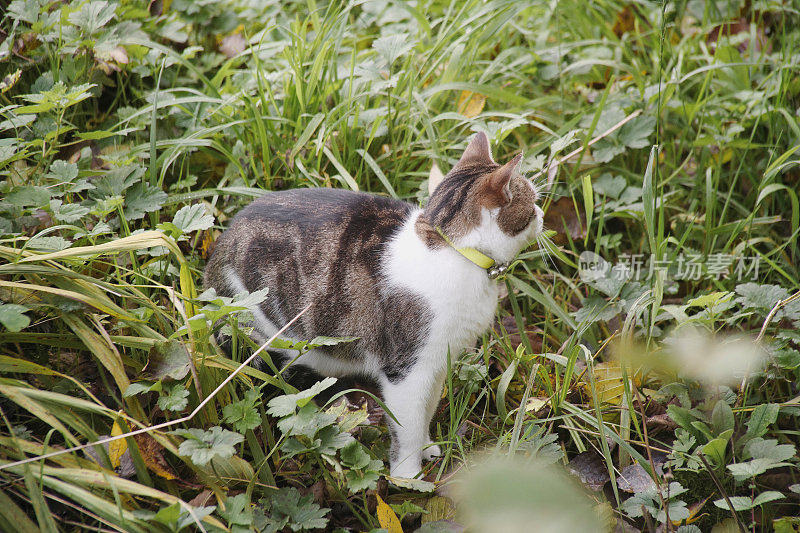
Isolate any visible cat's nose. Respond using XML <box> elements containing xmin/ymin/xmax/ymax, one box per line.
<box><xmin>533</xmin><ymin>204</ymin><xmax>544</xmax><ymax>220</ymax></box>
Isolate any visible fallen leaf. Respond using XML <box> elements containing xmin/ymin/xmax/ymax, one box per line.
<box><xmin>428</xmin><ymin>162</ymin><xmax>445</xmax><ymax>195</ymax></box>
<box><xmin>148</xmin><ymin>0</ymin><xmax>172</xmax><ymax>16</ymax></box>
<box><xmin>567</xmin><ymin>451</ymin><xmax>610</xmax><ymax>491</ymax></box>
<box><xmin>616</xmin><ymin>463</ymin><xmax>657</xmax><ymax>493</ymax></box>
<box><xmin>219</xmin><ymin>33</ymin><xmax>247</xmax><ymax>58</ymax></box>
<box><xmin>326</xmin><ymin>397</ymin><xmax>369</xmax><ymax>433</ymax></box>
<box><xmin>134</xmin><ymin>433</ymin><xmax>177</xmax><ymax>480</ymax></box>
<box><xmin>422</xmin><ymin>495</ymin><xmax>456</xmax><ymax>524</ymax></box>
<box><xmin>457</xmin><ymin>91</ymin><xmax>486</xmax><ymax>118</ymax></box>
<box><xmin>585</xmin><ymin>361</ymin><xmax>624</xmax><ymax>404</ymax></box>
<box><xmin>107</xmin><ymin>46</ymin><xmax>129</xmax><ymax>64</ymax></box>
<box><xmin>678</xmin><ymin>496</ymin><xmax>710</xmax><ymax>526</ymax></box>
<box><xmin>188</xmin><ymin>489</ymin><xmax>213</xmax><ymax>508</ymax></box>
<box><xmin>612</xmin><ymin>6</ymin><xmax>636</xmax><ymax>37</ymax></box>
<box><xmin>0</xmin><ymin>69</ymin><xmax>21</xmax><ymax>93</ymax></box>
<box><xmin>12</xmin><ymin>33</ymin><xmax>39</xmax><ymax>57</ymax></box>
<box><xmin>416</xmin><ymin>520</ymin><xmax>464</xmax><ymax>533</ymax></box>
<box><xmin>199</xmin><ymin>229</ymin><xmax>216</xmax><ymax>260</ymax></box>
<box><xmin>497</xmin><ymin>315</ymin><xmax>543</xmax><ymax>353</ymax></box>
<box><xmin>386</xmin><ymin>476</ymin><xmax>435</xmax><ymax>493</ymax></box>
<box><xmin>543</xmin><ymin>196</ymin><xmax>586</xmax><ymax>244</ymax></box>
<box><xmin>376</xmin><ymin>494</ymin><xmax>403</xmax><ymax>533</ymax></box>
<box><xmin>525</xmin><ymin>397</ymin><xmax>549</xmax><ymax>414</ymax></box>
<box><xmin>108</xmin><ymin>420</ymin><xmax>127</xmax><ymax>469</ymax></box>
<box><xmin>83</xmin><ymin>434</ymin><xmax>136</xmax><ymax>478</ymax></box>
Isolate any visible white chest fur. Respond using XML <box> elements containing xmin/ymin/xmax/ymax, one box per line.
<box><xmin>382</xmin><ymin>210</ymin><xmax>499</xmax><ymax>368</ymax></box>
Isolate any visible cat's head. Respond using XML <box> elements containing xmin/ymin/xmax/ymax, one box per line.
<box><xmin>422</xmin><ymin>132</ymin><xmax>543</xmax><ymax>263</ymax></box>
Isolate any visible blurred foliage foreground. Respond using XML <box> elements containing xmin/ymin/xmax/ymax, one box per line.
<box><xmin>1</xmin><ymin>0</ymin><xmax>800</xmax><ymax>531</ymax></box>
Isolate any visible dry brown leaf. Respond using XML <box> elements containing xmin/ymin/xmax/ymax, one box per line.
<box><xmin>567</xmin><ymin>451</ymin><xmax>610</xmax><ymax>491</ymax></box>
<box><xmin>616</xmin><ymin>463</ymin><xmax>658</xmax><ymax>493</ymax></box>
<box><xmin>188</xmin><ymin>490</ymin><xmax>214</xmax><ymax>508</ymax></box>
<box><xmin>612</xmin><ymin>6</ymin><xmax>636</xmax><ymax>37</ymax></box>
<box><xmin>497</xmin><ymin>315</ymin><xmax>543</xmax><ymax>353</ymax></box>
<box><xmin>107</xmin><ymin>46</ymin><xmax>129</xmax><ymax>64</ymax></box>
<box><xmin>133</xmin><ymin>433</ymin><xmax>177</xmax><ymax>480</ymax></box>
<box><xmin>543</xmin><ymin>196</ymin><xmax>586</xmax><ymax>244</ymax></box>
<box><xmin>148</xmin><ymin>0</ymin><xmax>172</xmax><ymax>17</ymax></box>
<box><xmin>457</xmin><ymin>91</ymin><xmax>486</xmax><ymax>118</ymax></box>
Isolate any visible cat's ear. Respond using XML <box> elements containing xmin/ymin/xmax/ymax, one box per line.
<box><xmin>484</xmin><ymin>153</ymin><xmax>522</xmax><ymax>205</ymax></box>
<box><xmin>455</xmin><ymin>131</ymin><xmax>494</xmax><ymax>168</ymax></box>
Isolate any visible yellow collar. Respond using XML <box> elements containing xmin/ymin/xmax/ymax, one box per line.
<box><xmin>434</xmin><ymin>227</ymin><xmax>509</xmax><ymax>279</ymax></box>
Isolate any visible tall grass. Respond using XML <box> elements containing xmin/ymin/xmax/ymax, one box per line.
<box><xmin>1</xmin><ymin>0</ymin><xmax>799</xmax><ymax>531</ymax></box>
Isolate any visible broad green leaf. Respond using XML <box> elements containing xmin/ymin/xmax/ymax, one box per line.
<box><xmin>50</xmin><ymin>200</ymin><xmax>90</xmax><ymax>223</ymax></box>
<box><xmin>746</xmin><ymin>403</ymin><xmax>779</xmax><ymax>438</ymax></box>
<box><xmin>220</xmin><ymin>494</ymin><xmax>253</xmax><ymax>528</ymax></box>
<box><xmin>45</xmin><ymin>160</ymin><xmax>78</xmax><ymax>182</ymax></box>
<box><xmin>142</xmin><ymin>340</ymin><xmax>191</xmax><ymax>381</ymax></box>
<box><xmin>727</xmin><ymin>458</ymin><xmax>788</xmax><ymax>481</ymax></box>
<box><xmin>68</xmin><ymin>1</ymin><xmax>117</xmax><ymax>34</ymax></box>
<box><xmin>711</xmin><ymin>400</ymin><xmax>735</xmax><ymax>435</ymax></box>
<box><xmin>745</xmin><ymin>438</ymin><xmax>796</xmax><ymax>462</ymax></box>
<box><xmin>340</xmin><ymin>440</ymin><xmax>371</xmax><ymax>470</ymax></box>
<box><xmin>173</xmin><ymin>427</ymin><xmax>244</xmax><ymax>466</ymax></box>
<box><xmin>276</xmin><ymin>404</ymin><xmax>337</xmax><ymax>439</ymax></box>
<box><xmin>701</xmin><ymin>437</ymin><xmax>728</xmax><ymax>467</ymax></box>
<box><xmin>256</xmin><ymin>487</ymin><xmax>329</xmax><ymax>532</ymax></box>
<box><xmin>373</xmin><ymin>33</ymin><xmax>413</xmax><ymax>65</ymax></box>
<box><xmin>267</xmin><ymin>377</ymin><xmax>337</xmax><ymax>417</ymax></box>
<box><xmin>157</xmin><ymin>383</ymin><xmax>189</xmax><ymax>412</ymax></box>
<box><xmin>222</xmin><ymin>388</ymin><xmax>262</xmax><ymax>433</ymax></box>
<box><xmin>124</xmin><ymin>183</ymin><xmax>168</xmax><ymax>221</ymax></box>
<box><xmin>0</xmin><ymin>303</ymin><xmax>30</xmax><ymax>332</ymax></box>
<box><xmin>619</xmin><ymin>115</ymin><xmax>656</xmax><ymax>149</ymax></box>
<box><xmin>7</xmin><ymin>186</ymin><xmax>50</xmax><ymax>207</ymax></box>
<box><xmin>714</xmin><ymin>491</ymin><xmax>784</xmax><ymax>511</ymax></box>
<box><xmin>686</xmin><ymin>291</ymin><xmax>733</xmax><ymax>309</ymax></box>
<box><xmin>593</xmin><ymin>173</ymin><xmax>627</xmax><ymax>199</ymax></box>
<box><xmin>735</xmin><ymin>283</ymin><xmax>788</xmax><ymax>311</ymax></box>
<box><xmin>171</xmin><ymin>204</ymin><xmax>214</xmax><ymax>234</ymax></box>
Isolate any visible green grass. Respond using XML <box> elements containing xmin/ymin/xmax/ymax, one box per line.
<box><xmin>1</xmin><ymin>0</ymin><xmax>800</xmax><ymax>531</ymax></box>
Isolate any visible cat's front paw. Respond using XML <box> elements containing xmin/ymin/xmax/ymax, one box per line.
<box><xmin>421</xmin><ymin>442</ymin><xmax>441</xmax><ymax>461</ymax></box>
<box><xmin>389</xmin><ymin>462</ymin><xmax>422</xmax><ymax>479</ymax></box>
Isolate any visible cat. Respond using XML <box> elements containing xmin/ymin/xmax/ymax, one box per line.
<box><xmin>204</xmin><ymin>132</ymin><xmax>544</xmax><ymax>478</ymax></box>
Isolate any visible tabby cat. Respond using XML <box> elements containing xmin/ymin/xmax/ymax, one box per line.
<box><xmin>204</xmin><ymin>132</ymin><xmax>544</xmax><ymax>478</ymax></box>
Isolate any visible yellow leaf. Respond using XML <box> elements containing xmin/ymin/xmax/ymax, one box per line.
<box><xmin>422</xmin><ymin>496</ymin><xmax>456</xmax><ymax>524</ymax></box>
<box><xmin>584</xmin><ymin>361</ymin><xmax>642</xmax><ymax>405</ymax></box>
<box><xmin>108</xmin><ymin>420</ymin><xmax>127</xmax><ymax>469</ymax></box>
<box><xmin>1</xmin><ymin>69</ymin><xmax>22</xmax><ymax>94</ymax></box>
<box><xmin>525</xmin><ymin>397</ymin><xmax>549</xmax><ymax>413</ymax></box>
<box><xmin>675</xmin><ymin>496</ymin><xmax>709</xmax><ymax>526</ymax></box>
<box><xmin>376</xmin><ymin>494</ymin><xmax>403</xmax><ymax>533</ymax></box>
<box><xmin>457</xmin><ymin>91</ymin><xmax>486</xmax><ymax>118</ymax></box>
